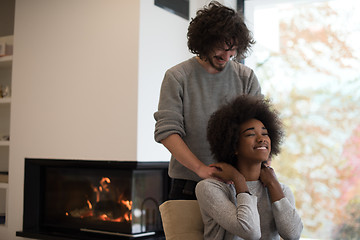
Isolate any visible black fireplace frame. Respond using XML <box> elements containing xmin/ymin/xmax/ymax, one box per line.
<box><xmin>16</xmin><ymin>158</ymin><xmax>169</xmax><ymax>240</ymax></box>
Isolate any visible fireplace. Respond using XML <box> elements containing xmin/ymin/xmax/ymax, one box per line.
<box><xmin>16</xmin><ymin>158</ymin><xmax>169</xmax><ymax>240</ymax></box>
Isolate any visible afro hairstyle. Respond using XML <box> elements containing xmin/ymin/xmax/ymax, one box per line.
<box><xmin>207</xmin><ymin>95</ymin><xmax>284</xmax><ymax>167</ymax></box>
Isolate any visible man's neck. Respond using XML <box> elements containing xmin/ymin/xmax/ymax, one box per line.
<box><xmin>195</xmin><ymin>56</ymin><xmax>220</xmax><ymax>74</ymax></box>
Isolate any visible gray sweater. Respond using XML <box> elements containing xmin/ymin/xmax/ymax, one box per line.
<box><xmin>195</xmin><ymin>179</ymin><xmax>303</xmax><ymax>240</ymax></box>
<box><xmin>154</xmin><ymin>57</ymin><xmax>261</xmax><ymax>182</ymax></box>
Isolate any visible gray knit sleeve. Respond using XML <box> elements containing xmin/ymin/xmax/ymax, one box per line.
<box><xmin>154</xmin><ymin>69</ymin><xmax>185</xmax><ymax>142</ymax></box>
<box><xmin>233</xmin><ymin>61</ymin><xmax>263</xmax><ymax>97</ymax></box>
<box><xmin>195</xmin><ymin>179</ymin><xmax>261</xmax><ymax>240</ymax></box>
<box><xmin>247</xmin><ymin>69</ymin><xmax>262</xmax><ymax>96</ymax></box>
<box><xmin>272</xmin><ymin>185</ymin><xmax>303</xmax><ymax>240</ymax></box>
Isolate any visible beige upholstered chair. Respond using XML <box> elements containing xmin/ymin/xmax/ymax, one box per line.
<box><xmin>159</xmin><ymin>200</ymin><xmax>204</xmax><ymax>240</ymax></box>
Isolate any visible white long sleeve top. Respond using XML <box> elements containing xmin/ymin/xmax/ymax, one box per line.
<box><xmin>195</xmin><ymin>178</ymin><xmax>303</xmax><ymax>240</ymax></box>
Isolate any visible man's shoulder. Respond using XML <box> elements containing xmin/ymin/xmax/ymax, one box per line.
<box><xmin>228</xmin><ymin>60</ymin><xmax>254</xmax><ymax>75</ymax></box>
<box><xmin>166</xmin><ymin>57</ymin><xmax>197</xmax><ymax>78</ymax></box>
<box><xmin>166</xmin><ymin>57</ymin><xmax>196</xmax><ymax>76</ymax></box>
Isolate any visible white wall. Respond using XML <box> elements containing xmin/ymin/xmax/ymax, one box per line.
<box><xmin>136</xmin><ymin>0</ymin><xmax>236</xmax><ymax>161</ymax></box>
<box><xmin>137</xmin><ymin>0</ymin><xmax>192</xmax><ymax>162</ymax></box>
<box><xmin>8</xmin><ymin>0</ymin><xmax>140</xmax><ymax>238</ymax></box>
<box><xmin>4</xmin><ymin>0</ymin><xmax>237</xmax><ymax>238</ymax></box>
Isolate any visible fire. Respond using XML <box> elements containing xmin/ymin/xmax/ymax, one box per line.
<box><xmin>124</xmin><ymin>212</ymin><xmax>132</xmax><ymax>221</ymax></box>
<box><xmin>87</xmin><ymin>200</ymin><xmax>92</xmax><ymax>209</ymax></box>
<box><xmin>100</xmin><ymin>177</ymin><xmax>111</xmax><ymax>193</ymax></box>
<box><xmin>97</xmin><ymin>212</ymin><xmax>132</xmax><ymax>223</ymax></box>
<box><xmin>99</xmin><ymin>214</ymin><xmax>110</xmax><ymax>221</ymax></box>
<box><xmin>121</xmin><ymin>200</ymin><xmax>132</xmax><ymax>210</ymax></box>
<box><xmin>65</xmin><ymin>176</ymin><xmax>132</xmax><ymax>223</ymax></box>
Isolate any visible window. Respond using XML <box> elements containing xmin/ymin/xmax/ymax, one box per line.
<box><xmin>245</xmin><ymin>0</ymin><xmax>360</xmax><ymax>238</ymax></box>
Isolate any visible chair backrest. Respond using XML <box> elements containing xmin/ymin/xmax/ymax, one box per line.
<box><xmin>159</xmin><ymin>200</ymin><xmax>204</xmax><ymax>240</ymax></box>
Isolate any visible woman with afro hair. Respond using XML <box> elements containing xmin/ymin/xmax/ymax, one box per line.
<box><xmin>195</xmin><ymin>95</ymin><xmax>303</xmax><ymax>240</ymax></box>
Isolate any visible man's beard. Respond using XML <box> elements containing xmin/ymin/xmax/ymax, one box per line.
<box><xmin>208</xmin><ymin>56</ymin><xmax>227</xmax><ymax>72</ymax></box>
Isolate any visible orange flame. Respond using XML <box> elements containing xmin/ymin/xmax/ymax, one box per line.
<box><xmin>100</xmin><ymin>177</ymin><xmax>111</xmax><ymax>193</ymax></box>
<box><xmin>65</xmin><ymin>176</ymin><xmax>133</xmax><ymax>223</ymax></box>
<box><xmin>87</xmin><ymin>200</ymin><xmax>92</xmax><ymax>210</ymax></box>
<box><xmin>124</xmin><ymin>212</ymin><xmax>132</xmax><ymax>221</ymax></box>
<box><xmin>121</xmin><ymin>200</ymin><xmax>132</xmax><ymax>210</ymax></box>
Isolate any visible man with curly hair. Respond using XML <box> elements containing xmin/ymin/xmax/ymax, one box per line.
<box><xmin>154</xmin><ymin>1</ymin><xmax>262</xmax><ymax>200</ymax></box>
<box><xmin>195</xmin><ymin>95</ymin><xmax>303</xmax><ymax>239</ymax></box>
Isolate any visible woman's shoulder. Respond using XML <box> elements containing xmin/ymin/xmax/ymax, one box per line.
<box><xmin>197</xmin><ymin>178</ymin><xmax>227</xmax><ymax>187</ymax></box>
<box><xmin>279</xmin><ymin>182</ymin><xmax>292</xmax><ymax>193</ymax></box>
<box><xmin>196</xmin><ymin>178</ymin><xmax>236</xmax><ymax>205</ymax></box>
<box><xmin>196</xmin><ymin>178</ymin><xmax>233</xmax><ymax>195</ymax></box>
<box><xmin>279</xmin><ymin>182</ymin><xmax>296</xmax><ymax>199</ymax></box>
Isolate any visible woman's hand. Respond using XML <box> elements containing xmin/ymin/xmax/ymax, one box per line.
<box><xmin>259</xmin><ymin>164</ymin><xmax>279</xmax><ymax>187</ymax></box>
<box><xmin>260</xmin><ymin>164</ymin><xmax>285</xmax><ymax>202</ymax></box>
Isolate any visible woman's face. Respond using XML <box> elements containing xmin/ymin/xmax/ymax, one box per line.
<box><xmin>236</xmin><ymin>118</ymin><xmax>271</xmax><ymax>163</ymax></box>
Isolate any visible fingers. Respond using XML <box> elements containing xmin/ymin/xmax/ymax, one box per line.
<box><xmin>209</xmin><ymin>162</ymin><xmax>223</xmax><ymax>168</ymax></box>
<box><xmin>261</xmin><ymin>163</ymin><xmax>273</xmax><ymax>171</ymax></box>
<box><xmin>261</xmin><ymin>161</ymin><xmax>267</xmax><ymax>168</ymax></box>
<box><xmin>210</xmin><ymin>162</ymin><xmax>233</xmax><ymax>169</ymax></box>
<box><xmin>209</xmin><ymin>165</ymin><xmax>223</xmax><ymax>172</ymax></box>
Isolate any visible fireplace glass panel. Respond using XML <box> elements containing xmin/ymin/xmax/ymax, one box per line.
<box><xmin>43</xmin><ymin>166</ymin><xmax>163</xmax><ymax>234</ymax></box>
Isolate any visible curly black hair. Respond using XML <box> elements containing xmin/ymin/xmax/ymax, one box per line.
<box><xmin>187</xmin><ymin>1</ymin><xmax>255</xmax><ymax>60</ymax></box>
<box><xmin>207</xmin><ymin>95</ymin><xmax>284</xmax><ymax>167</ymax></box>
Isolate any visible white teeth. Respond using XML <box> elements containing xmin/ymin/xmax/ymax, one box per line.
<box><xmin>256</xmin><ymin>147</ymin><xmax>266</xmax><ymax>150</ymax></box>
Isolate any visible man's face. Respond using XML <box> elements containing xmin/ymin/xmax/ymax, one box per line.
<box><xmin>207</xmin><ymin>42</ymin><xmax>237</xmax><ymax>72</ymax></box>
